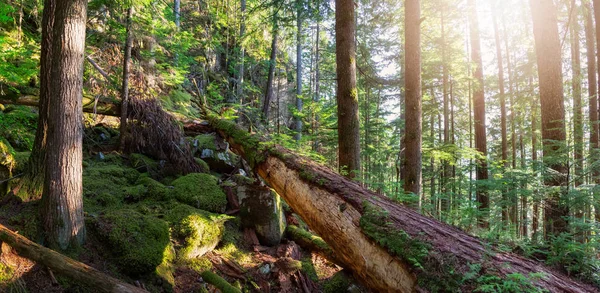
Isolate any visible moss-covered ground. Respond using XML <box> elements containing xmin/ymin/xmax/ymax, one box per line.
<box><xmin>0</xmin><ymin>114</ymin><xmax>349</xmax><ymax>293</ymax></box>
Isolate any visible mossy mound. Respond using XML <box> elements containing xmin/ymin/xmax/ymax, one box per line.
<box><xmin>94</xmin><ymin>208</ymin><xmax>170</xmax><ymax>276</ymax></box>
<box><xmin>165</xmin><ymin>203</ymin><xmax>232</xmax><ymax>260</ymax></box>
<box><xmin>12</xmin><ymin>151</ymin><xmax>30</xmax><ymax>173</ymax></box>
<box><xmin>172</xmin><ymin>173</ymin><xmax>227</xmax><ymax>213</ymax></box>
<box><xmin>195</xmin><ymin>158</ymin><xmax>210</xmax><ymax>173</ymax></box>
<box><xmin>129</xmin><ymin>153</ymin><xmax>160</xmax><ymax>174</ymax></box>
<box><xmin>0</xmin><ymin>106</ymin><xmax>37</xmax><ymax>151</ymax></box>
<box><xmin>83</xmin><ymin>160</ymin><xmax>142</xmax><ymax>210</ymax></box>
<box><xmin>135</xmin><ymin>175</ymin><xmax>171</xmax><ymax>200</ymax></box>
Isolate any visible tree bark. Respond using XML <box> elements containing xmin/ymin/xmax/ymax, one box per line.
<box><xmin>205</xmin><ymin>115</ymin><xmax>596</xmax><ymax>293</ymax></box>
<box><xmin>0</xmin><ymin>224</ymin><xmax>147</xmax><ymax>293</ymax></box>
<box><xmin>530</xmin><ymin>0</ymin><xmax>569</xmax><ymax>238</ymax></box>
<box><xmin>41</xmin><ymin>0</ymin><xmax>87</xmax><ymax>249</ymax></box>
<box><xmin>468</xmin><ymin>0</ymin><xmax>488</xmax><ymax>228</ymax></box>
<box><xmin>119</xmin><ymin>6</ymin><xmax>134</xmax><ymax>152</ymax></box>
<box><xmin>236</xmin><ymin>0</ymin><xmax>246</xmax><ymax>100</ymax></box>
<box><xmin>335</xmin><ymin>0</ymin><xmax>361</xmax><ymax>179</ymax></box>
<box><xmin>403</xmin><ymin>0</ymin><xmax>422</xmax><ymax>199</ymax></box>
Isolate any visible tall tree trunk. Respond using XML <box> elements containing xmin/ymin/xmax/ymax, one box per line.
<box><xmin>530</xmin><ymin>0</ymin><xmax>569</xmax><ymax>238</ymax></box>
<box><xmin>42</xmin><ymin>0</ymin><xmax>87</xmax><ymax>249</ymax></box>
<box><xmin>119</xmin><ymin>6</ymin><xmax>134</xmax><ymax>152</ymax></box>
<box><xmin>174</xmin><ymin>0</ymin><xmax>180</xmax><ymax>28</ymax></box>
<box><xmin>294</xmin><ymin>0</ymin><xmax>303</xmax><ymax>141</ymax></box>
<box><xmin>403</xmin><ymin>0</ymin><xmax>422</xmax><ymax>200</ymax></box>
<box><xmin>441</xmin><ymin>5</ymin><xmax>450</xmax><ymax>217</ymax></box>
<box><xmin>236</xmin><ymin>0</ymin><xmax>246</xmax><ymax>100</ymax></box>
<box><xmin>335</xmin><ymin>0</ymin><xmax>360</xmax><ymax>179</ymax></box>
<box><xmin>468</xmin><ymin>0</ymin><xmax>488</xmax><ymax>228</ymax></box>
<box><xmin>571</xmin><ymin>0</ymin><xmax>583</xmax><ymax>188</ymax></box>
<box><xmin>591</xmin><ymin>1</ymin><xmax>600</xmax><ymax>185</ymax></box>
<box><xmin>263</xmin><ymin>21</ymin><xmax>278</xmax><ymax>121</ymax></box>
<box><xmin>313</xmin><ymin>19</ymin><xmax>321</xmax><ymax>151</ymax></box>
<box><xmin>493</xmin><ymin>9</ymin><xmax>509</xmax><ymax>226</ymax></box>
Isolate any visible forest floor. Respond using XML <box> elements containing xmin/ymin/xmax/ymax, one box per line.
<box><xmin>0</xmin><ymin>107</ymin><xmax>357</xmax><ymax>293</ymax></box>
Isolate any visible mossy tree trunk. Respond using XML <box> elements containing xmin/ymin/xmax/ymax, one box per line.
<box><xmin>335</xmin><ymin>0</ymin><xmax>360</xmax><ymax>179</ymax></box>
<box><xmin>205</xmin><ymin>115</ymin><xmax>596</xmax><ymax>292</ymax></box>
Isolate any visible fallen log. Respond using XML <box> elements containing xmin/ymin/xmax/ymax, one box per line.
<box><xmin>200</xmin><ymin>271</ymin><xmax>242</xmax><ymax>293</ymax></box>
<box><xmin>0</xmin><ymin>94</ymin><xmax>120</xmax><ymax>116</ymax></box>
<box><xmin>206</xmin><ymin>115</ymin><xmax>597</xmax><ymax>293</ymax></box>
<box><xmin>0</xmin><ymin>224</ymin><xmax>147</xmax><ymax>293</ymax></box>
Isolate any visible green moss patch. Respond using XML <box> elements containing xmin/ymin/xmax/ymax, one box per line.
<box><xmin>0</xmin><ymin>137</ymin><xmax>15</xmax><ymax>171</ymax></box>
<box><xmin>0</xmin><ymin>106</ymin><xmax>37</xmax><ymax>151</ymax></box>
<box><xmin>172</xmin><ymin>173</ymin><xmax>227</xmax><ymax>213</ymax></box>
<box><xmin>129</xmin><ymin>153</ymin><xmax>160</xmax><ymax>174</ymax></box>
<box><xmin>323</xmin><ymin>271</ymin><xmax>352</xmax><ymax>293</ymax></box>
<box><xmin>165</xmin><ymin>203</ymin><xmax>232</xmax><ymax>260</ymax></box>
<box><xmin>93</xmin><ymin>208</ymin><xmax>170</xmax><ymax>276</ymax></box>
<box><xmin>193</xmin><ymin>134</ymin><xmax>217</xmax><ymax>151</ymax></box>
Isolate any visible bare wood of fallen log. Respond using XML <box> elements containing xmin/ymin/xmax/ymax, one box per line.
<box><xmin>0</xmin><ymin>224</ymin><xmax>147</xmax><ymax>293</ymax></box>
<box><xmin>205</xmin><ymin>115</ymin><xmax>599</xmax><ymax>293</ymax></box>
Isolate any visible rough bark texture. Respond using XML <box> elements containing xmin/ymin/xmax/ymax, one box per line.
<box><xmin>335</xmin><ymin>0</ymin><xmax>361</xmax><ymax>178</ymax></box>
<box><xmin>205</xmin><ymin>115</ymin><xmax>597</xmax><ymax>293</ymax></box>
<box><xmin>0</xmin><ymin>224</ymin><xmax>147</xmax><ymax>293</ymax></box>
<box><xmin>530</xmin><ymin>0</ymin><xmax>569</xmax><ymax>237</ymax></box>
<box><xmin>468</xmin><ymin>0</ymin><xmax>488</xmax><ymax>228</ymax></box>
<box><xmin>119</xmin><ymin>6</ymin><xmax>134</xmax><ymax>151</ymax></box>
<box><xmin>41</xmin><ymin>0</ymin><xmax>87</xmax><ymax>249</ymax></box>
<box><xmin>403</xmin><ymin>0</ymin><xmax>422</xmax><ymax>198</ymax></box>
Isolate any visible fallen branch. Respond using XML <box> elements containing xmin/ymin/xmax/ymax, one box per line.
<box><xmin>0</xmin><ymin>95</ymin><xmax>120</xmax><ymax>116</ymax></box>
<box><xmin>200</xmin><ymin>271</ymin><xmax>242</xmax><ymax>293</ymax></box>
<box><xmin>285</xmin><ymin>225</ymin><xmax>344</xmax><ymax>267</ymax></box>
<box><xmin>205</xmin><ymin>115</ymin><xmax>597</xmax><ymax>293</ymax></box>
<box><xmin>0</xmin><ymin>224</ymin><xmax>147</xmax><ymax>293</ymax></box>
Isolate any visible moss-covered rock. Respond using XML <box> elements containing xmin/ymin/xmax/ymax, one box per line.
<box><xmin>12</xmin><ymin>151</ymin><xmax>30</xmax><ymax>173</ymax></box>
<box><xmin>0</xmin><ymin>137</ymin><xmax>16</xmax><ymax>171</ymax></box>
<box><xmin>193</xmin><ymin>134</ymin><xmax>217</xmax><ymax>152</ymax></box>
<box><xmin>195</xmin><ymin>158</ymin><xmax>210</xmax><ymax>173</ymax></box>
<box><xmin>238</xmin><ymin>185</ymin><xmax>286</xmax><ymax>246</ymax></box>
<box><xmin>83</xmin><ymin>161</ymin><xmax>142</xmax><ymax>210</ymax></box>
<box><xmin>172</xmin><ymin>173</ymin><xmax>227</xmax><ymax>213</ymax></box>
<box><xmin>135</xmin><ymin>175</ymin><xmax>171</xmax><ymax>200</ymax></box>
<box><xmin>165</xmin><ymin>203</ymin><xmax>231</xmax><ymax>260</ymax></box>
<box><xmin>323</xmin><ymin>270</ymin><xmax>352</xmax><ymax>293</ymax></box>
<box><xmin>94</xmin><ymin>209</ymin><xmax>170</xmax><ymax>276</ymax></box>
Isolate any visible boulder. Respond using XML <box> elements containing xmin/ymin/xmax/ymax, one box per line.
<box><xmin>165</xmin><ymin>203</ymin><xmax>232</xmax><ymax>260</ymax></box>
<box><xmin>237</xmin><ymin>182</ymin><xmax>286</xmax><ymax>246</ymax></box>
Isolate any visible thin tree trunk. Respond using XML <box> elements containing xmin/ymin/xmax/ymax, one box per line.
<box><xmin>42</xmin><ymin>0</ymin><xmax>87</xmax><ymax>249</ymax></box>
<box><xmin>403</xmin><ymin>0</ymin><xmax>422</xmax><ymax>200</ymax></box>
<box><xmin>468</xmin><ymin>0</ymin><xmax>488</xmax><ymax>228</ymax></box>
<box><xmin>590</xmin><ymin>1</ymin><xmax>600</xmax><ymax>185</ymax></box>
<box><xmin>263</xmin><ymin>20</ymin><xmax>278</xmax><ymax>121</ymax></box>
<box><xmin>335</xmin><ymin>0</ymin><xmax>360</xmax><ymax>178</ymax></box>
<box><xmin>294</xmin><ymin>0</ymin><xmax>303</xmax><ymax>141</ymax></box>
<box><xmin>236</xmin><ymin>0</ymin><xmax>246</xmax><ymax>100</ymax></box>
<box><xmin>441</xmin><ymin>5</ymin><xmax>450</xmax><ymax>217</ymax></box>
<box><xmin>493</xmin><ymin>9</ymin><xmax>509</xmax><ymax>226</ymax></box>
<box><xmin>119</xmin><ymin>6</ymin><xmax>134</xmax><ymax>152</ymax></box>
<box><xmin>571</xmin><ymin>0</ymin><xmax>583</xmax><ymax>188</ymax></box>
<box><xmin>530</xmin><ymin>0</ymin><xmax>569</xmax><ymax>238</ymax></box>
<box><xmin>313</xmin><ymin>19</ymin><xmax>321</xmax><ymax>151</ymax></box>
